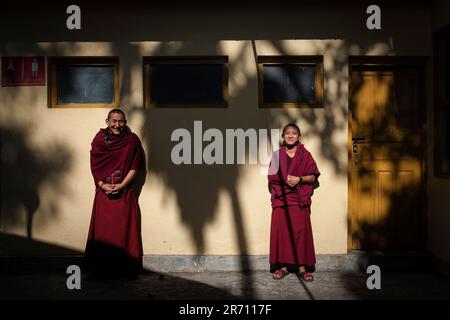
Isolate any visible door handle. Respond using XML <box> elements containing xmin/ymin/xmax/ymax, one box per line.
<box><xmin>352</xmin><ymin>136</ymin><xmax>366</xmax><ymax>165</ymax></box>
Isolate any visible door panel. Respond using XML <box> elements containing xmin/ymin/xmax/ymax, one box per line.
<box><xmin>349</xmin><ymin>64</ymin><xmax>425</xmax><ymax>250</ymax></box>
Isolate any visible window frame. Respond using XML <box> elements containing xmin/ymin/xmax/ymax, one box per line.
<box><xmin>257</xmin><ymin>55</ymin><xmax>324</xmax><ymax>109</ymax></box>
<box><xmin>47</xmin><ymin>56</ymin><xmax>120</xmax><ymax>108</ymax></box>
<box><xmin>433</xmin><ymin>23</ymin><xmax>450</xmax><ymax>178</ymax></box>
<box><xmin>142</xmin><ymin>56</ymin><xmax>229</xmax><ymax>108</ymax></box>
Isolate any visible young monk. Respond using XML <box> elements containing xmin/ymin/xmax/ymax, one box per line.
<box><xmin>84</xmin><ymin>109</ymin><xmax>145</xmax><ymax>280</ymax></box>
<box><xmin>268</xmin><ymin>123</ymin><xmax>320</xmax><ymax>281</ymax></box>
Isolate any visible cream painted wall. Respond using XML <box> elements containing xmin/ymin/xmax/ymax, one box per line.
<box><xmin>0</xmin><ymin>3</ymin><xmax>436</xmax><ymax>256</ymax></box>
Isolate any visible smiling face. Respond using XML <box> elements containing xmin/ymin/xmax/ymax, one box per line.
<box><xmin>105</xmin><ymin>112</ymin><xmax>126</xmax><ymax>134</ymax></box>
<box><xmin>282</xmin><ymin>125</ymin><xmax>300</xmax><ymax>146</ymax></box>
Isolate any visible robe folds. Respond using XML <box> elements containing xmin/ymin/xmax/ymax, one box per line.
<box><xmin>268</xmin><ymin>144</ymin><xmax>320</xmax><ymax>272</ymax></box>
<box><xmin>84</xmin><ymin>127</ymin><xmax>145</xmax><ymax>277</ymax></box>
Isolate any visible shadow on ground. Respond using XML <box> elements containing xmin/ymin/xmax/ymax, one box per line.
<box><xmin>2</xmin><ymin>234</ymin><xmax>450</xmax><ymax>300</ymax></box>
<box><xmin>0</xmin><ymin>233</ymin><xmax>241</xmax><ymax>300</ymax></box>
<box><xmin>338</xmin><ymin>270</ymin><xmax>450</xmax><ymax>300</ymax></box>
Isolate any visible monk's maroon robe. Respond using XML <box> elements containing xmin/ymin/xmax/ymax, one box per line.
<box><xmin>84</xmin><ymin>127</ymin><xmax>145</xmax><ymax>278</ymax></box>
<box><xmin>268</xmin><ymin>144</ymin><xmax>320</xmax><ymax>272</ymax></box>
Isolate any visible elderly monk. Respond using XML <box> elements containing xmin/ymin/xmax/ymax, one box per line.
<box><xmin>84</xmin><ymin>109</ymin><xmax>145</xmax><ymax>280</ymax></box>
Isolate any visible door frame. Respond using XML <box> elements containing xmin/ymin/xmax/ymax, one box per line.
<box><xmin>347</xmin><ymin>56</ymin><xmax>429</xmax><ymax>252</ymax></box>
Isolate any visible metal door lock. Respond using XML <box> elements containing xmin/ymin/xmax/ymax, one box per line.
<box><xmin>352</xmin><ymin>136</ymin><xmax>366</xmax><ymax>164</ymax></box>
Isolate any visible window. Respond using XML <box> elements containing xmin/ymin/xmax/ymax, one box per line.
<box><xmin>258</xmin><ymin>56</ymin><xmax>324</xmax><ymax>108</ymax></box>
<box><xmin>143</xmin><ymin>56</ymin><xmax>228</xmax><ymax>108</ymax></box>
<box><xmin>434</xmin><ymin>24</ymin><xmax>450</xmax><ymax>178</ymax></box>
<box><xmin>48</xmin><ymin>57</ymin><xmax>119</xmax><ymax>108</ymax></box>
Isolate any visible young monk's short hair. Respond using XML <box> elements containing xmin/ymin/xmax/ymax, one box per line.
<box><xmin>282</xmin><ymin>123</ymin><xmax>301</xmax><ymax>136</ymax></box>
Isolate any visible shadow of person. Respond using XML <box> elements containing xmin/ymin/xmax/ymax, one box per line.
<box><xmin>84</xmin><ymin>241</ymin><xmax>141</xmax><ymax>281</ymax></box>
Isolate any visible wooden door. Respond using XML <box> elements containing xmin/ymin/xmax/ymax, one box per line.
<box><xmin>348</xmin><ymin>60</ymin><xmax>426</xmax><ymax>250</ymax></box>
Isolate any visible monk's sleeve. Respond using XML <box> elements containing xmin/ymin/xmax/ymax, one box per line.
<box><xmin>130</xmin><ymin>136</ymin><xmax>145</xmax><ymax>172</ymax></box>
<box><xmin>268</xmin><ymin>151</ymin><xmax>281</xmax><ymax>185</ymax></box>
<box><xmin>305</xmin><ymin>152</ymin><xmax>320</xmax><ymax>181</ymax></box>
<box><xmin>90</xmin><ymin>133</ymin><xmax>106</xmax><ymax>184</ymax></box>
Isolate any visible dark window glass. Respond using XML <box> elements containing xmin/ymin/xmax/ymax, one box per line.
<box><xmin>263</xmin><ymin>64</ymin><xmax>316</xmax><ymax>104</ymax></box>
<box><xmin>434</xmin><ymin>24</ymin><xmax>450</xmax><ymax>177</ymax></box>
<box><xmin>57</xmin><ymin>66</ymin><xmax>115</xmax><ymax>104</ymax></box>
<box><xmin>440</xmin><ymin>105</ymin><xmax>450</xmax><ymax>173</ymax></box>
<box><xmin>445</xmin><ymin>34</ymin><xmax>450</xmax><ymax>100</ymax></box>
<box><xmin>150</xmin><ymin>64</ymin><xmax>224</xmax><ymax>104</ymax></box>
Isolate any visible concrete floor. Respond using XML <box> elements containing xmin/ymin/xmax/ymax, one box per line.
<box><xmin>1</xmin><ymin>270</ymin><xmax>450</xmax><ymax>300</ymax></box>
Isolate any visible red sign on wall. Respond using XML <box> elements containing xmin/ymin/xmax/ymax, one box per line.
<box><xmin>1</xmin><ymin>57</ymin><xmax>46</xmax><ymax>86</ymax></box>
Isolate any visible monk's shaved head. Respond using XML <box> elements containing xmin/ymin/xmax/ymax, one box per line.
<box><xmin>107</xmin><ymin>108</ymin><xmax>126</xmax><ymax>120</ymax></box>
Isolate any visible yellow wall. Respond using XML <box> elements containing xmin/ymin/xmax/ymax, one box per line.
<box><xmin>0</xmin><ymin>3</ymin><xmax>439</xmax><ymax>257</ymax></box>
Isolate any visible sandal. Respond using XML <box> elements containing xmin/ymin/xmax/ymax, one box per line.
<box><xmin>272</xmin><ymin>268</ymin><xmax>289</xmax><ymax>280</ymax></box>
<box><xmin>299</xmin><ymin>271</ymin><xmax>314</xmax><ymax>282</ymax></box>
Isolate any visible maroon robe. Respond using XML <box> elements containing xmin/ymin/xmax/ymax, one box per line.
<box><xmin>84</xmin><ymin>127</ymin><xmax>145</xmax><ymax>278</ymax></box>
<box><xmin>268</xmin><ymin>144</ymin><xmax>320</xmax><ymax>272</ymax></box>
